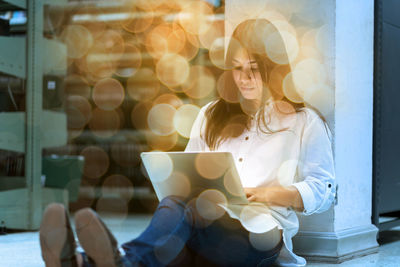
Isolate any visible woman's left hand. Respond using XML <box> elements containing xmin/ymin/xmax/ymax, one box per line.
<box><xmin>244</xmin><ymin>187</ymin><xmax>275</xmax><ymax>204</ymax></box>
<box><xmin>244</xmin><ymin>186</ymin><xmax>304</xmax><ymax>210</ymax></box>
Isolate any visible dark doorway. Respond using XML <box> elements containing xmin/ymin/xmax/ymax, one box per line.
<box><xmin>373</xmin><ymin>0</ymin><xmax>400</xmax><ymax>231</ymax></box>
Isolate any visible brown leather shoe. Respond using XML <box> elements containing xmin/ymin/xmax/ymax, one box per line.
<box><xmin>75</xmin><ymin>208</ymin><xmax>123</xmax><ymax>267</ymax></box>
<box><xmin>39</xmin><ymin>203</ymin><xmax>78</xmax><ymax>267</ymax></box>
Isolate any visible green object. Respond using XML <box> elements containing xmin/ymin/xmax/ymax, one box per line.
<box><xmin>42</xmin><ymin>155</ymin><xmax>84</xmax><ymax>202</ymax></box>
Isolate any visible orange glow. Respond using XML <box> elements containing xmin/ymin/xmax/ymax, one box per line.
<box><xmin>178</xmin><ymin>1</ymin><xmax>214</xmax><ymax>36</ymax></box>
<box><xmin>282</xmin><ymin>71</ymin><xmax>307</xmax><ymax>103</ymax></box>
<box><xmin>81</xmin><ymin>146</ymin><xmax>109</xmax><ymax>179</ymax></box>
<box><xmin>92</xmin><ymin>78</ymin><xmax>125</xmax><ymax>111</ymax></box>
<box><xmin>154</xmin><ymin>93</ymin><xmax>184</xmax><ymax>109</ymax></box>
<box><xmin>196</xmin><ymin>189</ymin><xmax>227</xmax><ymax>221</ymax></box>
<box><xmin>173</xmin><ymin>104</ymin><xmax>200</xmax><ymax>138</ymax></box>
<box><xmin>217</xmin><ymin>71</ymin><xmax>239</xmax><ymax>103</ymax></box>
<box><xmin>85</xmin><ymin>30</ymin><xmax>125</xmax><ymax>79</ymax></box>
<box><xmin>64</xmin><ymin>75</ymin><xmax>91</xmax><ymax>99</ymax></box>
<box><xmin>66</xmin><ymin>95</ymin><xmax>92</xmax><ymax>129</ymax></box>
<box><xmin>102</xmin><ymin>174</ymin><xmax>134</xmax><ymax>200</ymax></box>
<box><xmin>131</xmin><ymin>102</ymin><xmax>152</xmax><ymax>130</ymax></box>
<box><xmin>143</xmin><ymin>152</ymin><xmax>173</xmax><ymax>182</ymax></box>
<box><xmin>61</xmin><ymin>25</ymin><xmax>93</xmax><ymax>59</ymax></box>
<box><xmin>195</xmin><ymin>153</ymin><xmax>229</xmax><ymax>179</ymax></box>
<box><xmin>88</xmin><ymin>108</ymin><xmax>120</xmax><ymax>138</ymax></box>
<box><xmin>146</xmin><ymin>131</ymin><xmax>178</xmax><ymax>151</ymax></box>
<box><xmin>156</xmin><ymin>53</ymin><xmax>190</xmax><ymax>88</ymax></box>
<box><xmin>114</xmin><ymin>43</ymin><xmax>142</xmax><ymax>78</ymax></box>
<box><xmin>147</xmin><ymin>104</ymin><xmax>176</xmax><ymax>136</ymax></box>
<box><xmin>198</xmin><ymin>20</ymin><xmax>224</xmax><ymax>49</ymax></box>
<box><xmin>182</xmin><ymin>65</ymin><xmax>216</xmax><ymax>99</ymax></box>
<box><xmin>127</xmin><ymin>68</ymin><xmax>160</xmax><ymax>102</ymax></box>
<box><xmin>120</xmin><ymin>4</ymin><xmax>154</xmax><ymax>33</ymax></box>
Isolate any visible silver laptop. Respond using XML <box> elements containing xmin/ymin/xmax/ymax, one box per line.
<box><xmin>140</xmin><ymin>151</ymin><xmax>249</xmax><ymax>205</ymax></box>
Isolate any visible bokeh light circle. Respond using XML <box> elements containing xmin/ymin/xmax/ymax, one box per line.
<box><xmin>61</xmin><ymin>25</ymin><xmax>93</xmax><ymax>59</ymax></box>
<box><xmin>121</xmin><ymin>6</ymin><xmax>154</xmax><ymax>33</ymax></box>
<box><xmin>147</xmin><ymin>104</ymin><xmax>177</xmax><ymax>136</ymax></box>
<box><xmin>182</xmin><ymin>65</ymin><xmax>216</xmax><ymax>99</ymax></box>
<box><xmin>88</xmin><ymin>108</ymin><xmax>120</xmax><ymax>138</ymax></box>
<box><xmin>146</xmin><ymin>131</ymin><xmax>178</xmax><ymax>151</ymax></box>
<box><xmin>95</xmin><ymin>197</ymin><xmax>129</xmax><ymax>224</ymax></box>
<box><xmin>195</xmin><ymin>153</ymin><xmax>230</xmax><ymax>179</ymax></box>
<box><xmin>81</xmin><ymin>146</ymin><xmax>109</xmax><ymax>179</ymax></box>
<box><xmin>249</xmin><ymin>230</ymin><xmax>282</xmax><ymax>251</ymax></box>
<box><xmin>224</xmin><ymin>168</ymin><xmax>246</xmax><ymax>197</ymax></box>
<box><xmin>114</xmin><ymin>43</ymin><xmax>142</xmax><ymax>78</ymax></box>
<box><xmin>265</xmin><ymin>31</ymin><xmax>299</xmax><ymax>65</ymax></box>
<box><xmin>173</xmin><ymin>104</ymin><xmax>200</xmax><ymax>138</ymax></box>
<box><xmin>131</xmin><ymin>102</ymin><xmax>153</xmax><ymax>130</ymax></box>
<box><xmin>196</xmin><ymin>189</ymin><xmax>227</xmax><ymax>221</ymax></box>
<box><xmin>66</xmin><ymin>95</ymin><xmax>92</xmax><ymax>129</ymax></box>
<box><xmin>153</xmin><ymin>93</ymin><xmax>183</xmax><ymax>109</ymax></box>
<box><xmin>239</xmin><ymin>204</ymin><xmax>278</xmax><ymax>233</ymax></box>
<box><xmin>127</xmin><ymin>68</ymin><xmax>160</xmax><ymax>102</ymax></box>
<box><xmin>303</xmin><ymin>84</ymin><xmax>334</xmax><ymax>116</ymax></box>
<box><xmin>294</xmin><ymin>59</ymin><xmax>327</xmax><ymax>85</ymax></box>
<box><xmin>92</xmin><ymin>78</ymin><xmax>125</xmax><ymax>110</ymax></box>
<box><xmin>155</xmin><ymin>171</ymin><xmax>191</xmax><ymax>199</ymax></box>
<box><xmin>198</xmin><ymin>20</ymin><xmax>224</xmax><ymax>49</ymax></box>
<box><xmin>143</xmin><ymin>152</ymin><xmax>173</xmax><ymax>182</ymax></box>
<box><xmin>282</xmin><ymin>71</ymin><xmax>309</xmax><ymax>103</ymax></box>
<box><xmin>209</xmin><ymin>37</ymin><xmax>228</xmax><ymax>70</ymax></box>
<box><xmin>156</xmin><ymin>53</ymin><xmax>190</xmax><ymax>88</ymax></box>
<box><xmin>178</xmin><ymin>1</ymin><xmax>214</xmax><ymax>35</ymax></box>
<box><xmin>217</xmin><ymin>71</ymin><xmax>239</xmax><ymax>103</ymax></box>
<box><xmin>64</xmin><ymin>74</ymin><xmax>91</xmax><ymax>99</ymax></box>
<box><xmin>102</xmin><ymin>174</ymin><xmax>134</xmax><ymax>200</ymax></box>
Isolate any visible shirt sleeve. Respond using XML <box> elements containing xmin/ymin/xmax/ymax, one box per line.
<box><xmin>184</xmin><ymin>104</ymin><xmax>209</xmax><ymax>152</ymax></box>
<box><xmin>292</xmin><ymin>110</ymin><xmax>336</xmax><ymax>215</ymax></box>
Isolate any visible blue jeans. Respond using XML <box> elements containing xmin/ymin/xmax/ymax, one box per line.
<box><xmin>82</xmin><ymin>196</ymin><xmax>282</xmax><ymax>267</ymax></box>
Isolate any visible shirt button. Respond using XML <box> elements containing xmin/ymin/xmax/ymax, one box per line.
<box><xmin>245</xmin><ymin>136</ymin><xmax>249</xmax><ymax>140</ymax></box>
<box><xmin>328</xmin><ymin>183</ymin><xmax>332</xmax><ymax>188</ymax></box>
<box><xmin>239</xmin><ymin>158</ymin><xmax>243</xmax><ymax>162</ymax></box>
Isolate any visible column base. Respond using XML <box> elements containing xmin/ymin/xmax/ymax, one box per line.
<box><xmin>292</xmin><ymin>224</ymin><xmax>379</xmax><ymax>263</ymax></box>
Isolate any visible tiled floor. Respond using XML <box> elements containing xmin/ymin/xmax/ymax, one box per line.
<box><xmin>1</xmin><ymin>213</ymin><xmax>399</xmax><ymax>267</ymax></box>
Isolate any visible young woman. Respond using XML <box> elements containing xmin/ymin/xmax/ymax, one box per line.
<box><xmin>39</xmin><ymin>19</ymin><xmax>335</xmax><ymax>267</ymax></box>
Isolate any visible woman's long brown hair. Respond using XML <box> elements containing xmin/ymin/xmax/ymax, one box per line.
<box><xmin>204</xmin><ymin>19</ymin><xmax>304</xmax><ymax>150</ymax></box>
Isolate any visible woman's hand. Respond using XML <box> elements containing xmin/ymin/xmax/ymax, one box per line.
<box><xmin>244</xmin><ymin>187</ymin><xmax>273</xmax><ymax>203</ymax></box>
<box><xmin>244</xmin><ymin>186</ymin><xmax>304</xmax><ymax>211</ymax></box>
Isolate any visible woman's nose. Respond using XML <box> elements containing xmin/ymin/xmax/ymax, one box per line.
<box><xmin>239</xmin><ymin>69</ymin><xmax>253</xmax><ymax>81</ymax></box>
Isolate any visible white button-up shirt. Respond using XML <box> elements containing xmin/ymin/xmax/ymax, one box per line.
<box><xmin>185</xmin><ymin>101</ymin><xmax>336</xmax><ymax>267</ymax></box>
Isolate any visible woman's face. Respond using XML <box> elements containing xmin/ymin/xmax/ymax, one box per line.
<box><xmin>232</xmin><ymin>48</ymin><xmax>264</xmax><ymax>101</ymax></box>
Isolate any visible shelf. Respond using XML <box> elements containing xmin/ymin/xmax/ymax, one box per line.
<box><xmin>43</xmin><ymin>39</ymin><xmax>67</xmax><ymax>76</ymax></box>
<box><xmin>0</xmin><ymin>36</ymin><xmax>26</xmax><ymax>79</ymax></box>
<box><xmin>0</xmin><ymin>112</ymin><xmax>24</xmax><ymax>152</ymax></box>
<box><xmin>41</xmin><ymin>110</ymin><xmax>68</xmax><ymax>148</ymax></box>
<box><xmin>0</xmin><ymin>0</ymin><xmax>26</xmax><ymax>11</ymax></box>
<box><xmin>0</xmin><ymin>110</ymin><xmax>67</xmax><ymax>153</ymax></box>
<box><xmin>0</xmin><ymin>37</ymin><xmax>67</xmax><ymax>78</ymax></box>
<box><xmin>0</xmin><ymin>187</ymin><xmax>68</xmax><ymax>230</ymax></box>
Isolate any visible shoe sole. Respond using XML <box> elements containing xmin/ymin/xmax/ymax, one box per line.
<box><xmin>39</xmin><ymin>203</ymin><xmax>68</xmax><ymax>267</ymax></box>
<box><xmin>75</xmin><ymin>208</ymin><xmax>118</xmax><ymax>267</ymax></box>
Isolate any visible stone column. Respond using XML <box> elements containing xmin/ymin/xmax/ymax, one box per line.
<box><xmin>292</xmin><ymin>0</ymin><xmax>379</xmax><ymax>262</ymax></box>
<box><xmin>225</xmin><ymin>0</ymin><xmax>379</xmax><ymax>263</ymax></box>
